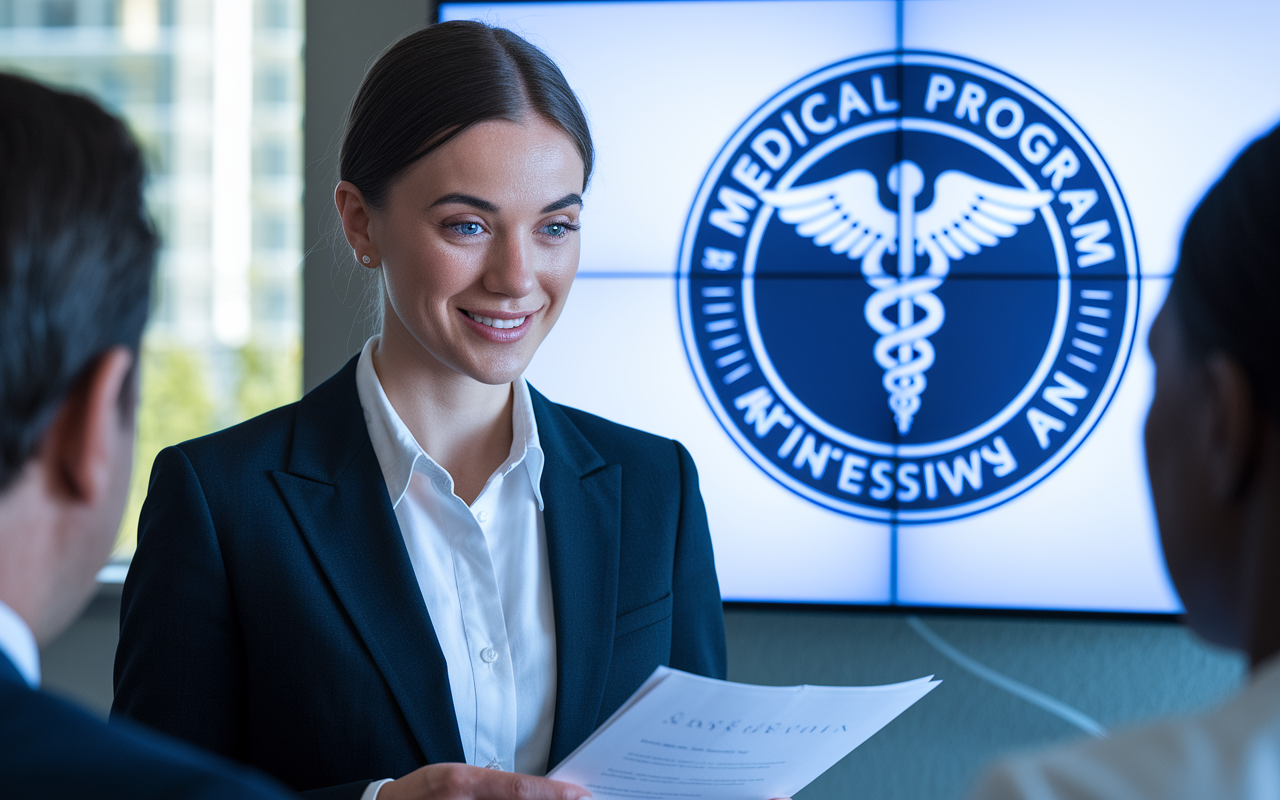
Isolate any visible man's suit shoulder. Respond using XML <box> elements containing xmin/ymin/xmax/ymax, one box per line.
<box><xmin>0</xmin><ymin>676</ymin><xmax>289</xmax><ymax>798</ymax></box>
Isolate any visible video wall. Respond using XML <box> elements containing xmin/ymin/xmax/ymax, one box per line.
<box><xmin>438</xmin><ymin>0</ymin><xmax>1280</xmax><ymax>611</ymax></box>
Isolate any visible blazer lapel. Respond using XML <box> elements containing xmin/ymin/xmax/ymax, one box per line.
<box><xmin>532</xmin><ymin>388</ymin><xmax>622</xmax><ymax>768</ymax></box>
<box><xmin>271</xmin><ymin>357</ymin><xmax>465</xmax><ymax>766</ymax></box>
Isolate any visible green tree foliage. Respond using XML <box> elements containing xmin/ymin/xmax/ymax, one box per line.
<box><xmin>237</xmin><ymin>341</ymin><xmax>302</xmax><ymax>421</ymax></box>
<box><xmin>115</xmin><ymin>346</ymin><xmax>214</xmax><ymax>557</ymax></box>
<box><xmin>113</xmin><ymin>341</ymin><xmax>301</xmax><ymax>557</ymax></box>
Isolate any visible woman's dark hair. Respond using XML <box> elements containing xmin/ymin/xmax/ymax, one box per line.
<box><xmin>1171</xmin><ymin>123</ymin><xmax>1280</xmax><ymax>417</ymax></box>
<box><xmin>340</xmin><ymin>20</ymin><xmax>594</xmax><ymax>210</ymax></box>
<box><xmin>0</xmin><ymin>72</ymin><xmax>157</xmax><ymax>492</ymax></box>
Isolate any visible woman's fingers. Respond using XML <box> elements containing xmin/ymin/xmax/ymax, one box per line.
<box><xmin>379</xmin><ymin>763</ymin><xmax>591</xmax><ymax>800</ymax></box>
<box><xmin>473</xmin><ymin>771</ymin><xmax>590</xmax><ymax>800</ymax></box>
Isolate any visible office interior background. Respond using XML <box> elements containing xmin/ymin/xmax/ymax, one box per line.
<box><xmin>7</xmin><ymin>0</ymin><xmax>1272</xmax><ymax>797</ymax></box>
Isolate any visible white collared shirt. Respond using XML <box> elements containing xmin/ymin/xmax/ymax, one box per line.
<box><xmin>0</xmin><ymin>597</ymin><xmax>39</xmax><ymax>688</ymax></box>
<box><xmin>970</xmin><ymin>654</ymin><xmax>1280</xmax><ymax>800</ymax></box>
<box><xmin>355</xmin><ymin>338</ymin><xmax>557</xmax><ymax>777</ymax></box>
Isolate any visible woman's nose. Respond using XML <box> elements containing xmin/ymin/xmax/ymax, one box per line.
<box><xmin>483</xmin><ymin>230</ymin><xmax>537</xmax><ymax>298</ymax></box>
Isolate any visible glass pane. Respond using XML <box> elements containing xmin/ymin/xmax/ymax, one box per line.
<box><xmin>0</xmin><ymin>0</ymin><xmax>305</xmax><ymax>558</ymax></box>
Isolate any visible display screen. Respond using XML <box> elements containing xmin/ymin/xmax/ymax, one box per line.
<box><xmin>437</xmin><ymin>0</ymin><xmax>1280</xmax><ymax>612</ymax></box>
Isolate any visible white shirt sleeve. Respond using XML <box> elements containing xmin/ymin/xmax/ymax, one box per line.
<box><xmin>361</xmin><ymin>778</ymin><xmax>395</xmax><ymax>800</ymax></box>
<box><xmin>969</xmin><ymin>658</ymin><xmax>1280</xmax><ymax>800</ymax></box>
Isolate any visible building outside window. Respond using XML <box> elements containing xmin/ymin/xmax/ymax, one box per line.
<box><xmin>0</xmin><ymin>0</ymin><xmax>305</xmax><ymax>560</ymax></box>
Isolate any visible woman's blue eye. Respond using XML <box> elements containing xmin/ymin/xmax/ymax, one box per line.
<box><xmin>544</xmin><ymin>222</ymin><xmax>579</xmax><ymax>237</ymax></box>
<box><xmin>453</xmin><ymin>222</ymin><xmax>483</xmax><ymax>235</ymax></box>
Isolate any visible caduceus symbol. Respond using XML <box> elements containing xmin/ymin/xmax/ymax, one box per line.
<box><xmin>762</xmin><ymin>162</ymin><xmax>1052</xmax><ymax>435</ymax></box>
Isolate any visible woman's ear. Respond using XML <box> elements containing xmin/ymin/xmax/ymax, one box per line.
<box><xmin>335</xmin><ymin>181</ymin><xmax>380</xmax><ymax>269</ymax></box>
<box><xmin>1205</xmin><ymin>352</ymin><xmax>1263</xmax><ymax>504</ymax></box>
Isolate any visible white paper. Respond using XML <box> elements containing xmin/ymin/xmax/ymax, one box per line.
<box><xmin>548</xmin><ymin>667</ymin><xmax>939</xmax><ymax>799</ymax></box>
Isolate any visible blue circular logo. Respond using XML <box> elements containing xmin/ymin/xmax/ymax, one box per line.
<box><xmin>678</xmin><ymin>52</ymin><xmax>1139</xmax><ymax>523</ymax></box>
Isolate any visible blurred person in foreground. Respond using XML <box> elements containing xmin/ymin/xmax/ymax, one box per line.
<box><xmin>0</xmin><ymin>72</ymin><xmax>293</xmax><ymax>798</ymax></box>
<box><xmin>970</xmin><ymin>123</ymin><xmax>1280</xmax><ymax>799</ymax></box>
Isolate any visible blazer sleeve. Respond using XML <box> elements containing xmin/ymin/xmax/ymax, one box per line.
<box><xmin>113</xmin><ymin>445</ymin><xmax>251</xmax><ymax>760</ymax></box>
<box><xmin>667</xmin><ymin>441</ymin><xmax>728</xmax><ymax>680</ymax></box>
<box><xmin>113</xmin><ymin>447</ymin><xmax>373</xmax><ymax>800</ymax></box>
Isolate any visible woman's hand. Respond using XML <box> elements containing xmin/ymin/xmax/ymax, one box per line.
<box><xmin>378</xmin><ymin>764</ymin><xmax>590</xmax><ymax>800</ymax></box>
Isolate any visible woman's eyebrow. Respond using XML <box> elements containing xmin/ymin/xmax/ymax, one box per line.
<box><xmin>427</xmin><ymin>193</ymin><xmax>582</xmax><ymax>214</ymax></box>
<box><xmin>430</xmin><ymin>193</ymin><xmax>498</xmax><ymax>212</ymax></box>
<box><xmin>542</xmin><ymin>193</ymin><xmax>583</xmax><ymax>213</ymax></box>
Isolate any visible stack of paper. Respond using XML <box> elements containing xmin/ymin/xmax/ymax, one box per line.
<box><xmin>548</xmin><ymin>667</ymin><xmax>939</xmax><ymax>799</ymax></box>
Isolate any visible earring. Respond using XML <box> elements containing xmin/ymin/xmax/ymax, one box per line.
<box><xmin>361</xmin><ymin>255</ymin><xmax>371</xmax><ymax>264</ymax></box>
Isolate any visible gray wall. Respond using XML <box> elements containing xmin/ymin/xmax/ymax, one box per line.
<box><xmin>302</xmin><ymin>0</ymin><xmax>433</xmax><ymax>392</ymax></box>
<box><xmin>40</xmin><ymin>3</ymin><xmax>1246</xmax><ymax>800</ymax></box>
<box><xmin>722</xmin><ymin>609</ymin><xmax>1241</xmax><ymax>799</ymax></box>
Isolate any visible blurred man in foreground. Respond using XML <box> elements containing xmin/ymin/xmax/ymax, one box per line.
<box><xmin>970</xmin><ymin>124</ymin><xmax>1280</xmax><ymax>799</ymax></box>
<box><xmin>0</xmin><ymin>73</ymin><xmax>293</xmax><ymax>797</ymax></box>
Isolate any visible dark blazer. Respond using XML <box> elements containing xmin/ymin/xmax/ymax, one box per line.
<box><xmin>113</xmin><ymin>356</ymin><xmax>727</xmax><ymax>799</ymax></box>
<box><xmin>0</xmin><ymin>652</ymin><xmax>291</xmax><ymax>798</ymax></box>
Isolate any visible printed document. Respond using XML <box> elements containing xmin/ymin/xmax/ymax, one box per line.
<box><xmin>548</xmin><ymin>667</ymin><xmax>939</xmax><ymax>799</ymax></box>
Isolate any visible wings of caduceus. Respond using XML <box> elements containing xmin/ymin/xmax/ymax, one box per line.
<box><xmin>761</xmin><ymin>162</ymin><xmax>1052</xmax><ymax>435</ymax></box>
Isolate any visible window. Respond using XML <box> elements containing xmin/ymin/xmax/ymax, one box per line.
<box><xmin>0</xmin><ymin>0</ymin><xmax>305</xmax><ymax>559</ymax></box>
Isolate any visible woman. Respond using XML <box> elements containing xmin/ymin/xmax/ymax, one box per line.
<box><xmin>112</xmin><ymin>21</ymin><xmax>727</xmax><ymax>800</ymax></box>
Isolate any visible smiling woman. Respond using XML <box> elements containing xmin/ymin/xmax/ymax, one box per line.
<box><xmin>111</xmin><ymin>20</ymin><xmax>727</xmax><ymax>800</ymax></box>
<box><xmin>339</xmin><ymin>116</ymin><xmax>586</xmax><ymax>504</ymax></box>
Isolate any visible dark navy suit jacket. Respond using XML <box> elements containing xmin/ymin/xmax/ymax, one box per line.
<box><xmin>113</xmin><ymin>357</ymin><xmax>727</xmax><ymax>799</ymax></box>
<box><xmin>0</xmin><ymin>652</ymin><xmax>291</xmax><ymax>798</ymax></box>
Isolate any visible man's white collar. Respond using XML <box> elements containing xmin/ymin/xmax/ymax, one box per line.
<box><xmin>0</xmin><ymin>597</ymin><xmax>39</xmax><ymax>688</ymax></box>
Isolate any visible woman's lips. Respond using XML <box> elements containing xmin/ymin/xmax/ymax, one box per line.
<box><xmin>464</xmin><ymin>310</ymin><xmax>528</xmax><ymax>329</ymax></box>
<box><xmin>460</xmin><ymin>308</ymin><xmax>534</xmax><ymax>341</ymax></box>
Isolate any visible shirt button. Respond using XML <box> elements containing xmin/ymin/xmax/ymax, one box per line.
<box><xmin>481</xmin><ymin>647</ymin><xmax>498</xmax><ymax>663</ymax></box>
<box><xmin>477</xmin><ymin>510</ymin><xmax>489</xmax><ymax>523</ymax></box>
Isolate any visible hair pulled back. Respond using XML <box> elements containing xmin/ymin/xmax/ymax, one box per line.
<box><xmin>340</xmin><ymin>20</ymin><xmax>594</xmax><ymax>210</ymax></box>
<box><xmin>1171</xmin><ymin>123</ymin><xmax>1280</xmax><ymax>418</ymax></box>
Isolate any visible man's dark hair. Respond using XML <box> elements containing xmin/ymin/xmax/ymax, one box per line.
<box><xmin>340</xmin><ymin>20</ymin><xmax>595</xmax><ymax>210</ymax></box>
<box><xmin>0</xmin><ymin>73</ymin><xmax>157</xmax><ymax>491</ymax></box>
<box><xmin>1172</xmin><ymin>123</ymin><xmax>1280</xmax><ymax>417</ymax></box>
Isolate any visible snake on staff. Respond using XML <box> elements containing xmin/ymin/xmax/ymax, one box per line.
<box><xmin>762</xmin><ymin>161</ymin><xmax>1052</xmax><ymax>435</ymax></box>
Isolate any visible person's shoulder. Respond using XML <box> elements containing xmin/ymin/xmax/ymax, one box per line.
<box><xmin>553</xmin><ymin>401</ymin><xmax>667</xmax><ymax>447</ymax></box>
<box><xmin>204</xmin><ymin>399</ymin><xmax>302</xmax><ymax>442</ymax></box>
<box><xmin>0</xmin><ymin>678</ymin><xmax>290</xmax><ymax>798</ymax></box>
<box><xmin>171</xmin><ymin>356</ymin><xmax>361</xmax><ymax>474</ymax></box>
<box><xmin>174</xmin><ymin>401</ymin><xmax>299</xmax><ymax>468</ymax></box>
<box><xmin>541</xmin><ymin>394</ymin><xmax>687</xmax><ymax>467</ymax></box>
<box><xmin>968</xmin><ymin>677</ymin><xmax>1280</xmax><ymax>800</ymax></box>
